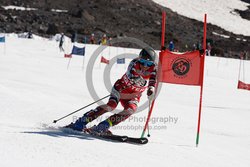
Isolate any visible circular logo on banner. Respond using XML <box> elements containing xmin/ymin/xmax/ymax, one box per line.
<box><xmin>172</xmin><ymin>58</ymin><xmax>190</xmax><ymax>76</ymax></box>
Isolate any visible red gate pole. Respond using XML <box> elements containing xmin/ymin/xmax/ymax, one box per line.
<box><xmin>141</xmin><ymin>11</ymin><xmax>166</xmax><ymax>138</ymax></box>
<box><xmin>196</xmin><ymin>14</ymin><xmax>207</xmax><ymax>147</ymax></box>
<box><xmin>161</xmin><ymin>11</ymin><xmax>166</xmax><ymax>50</ymax></box>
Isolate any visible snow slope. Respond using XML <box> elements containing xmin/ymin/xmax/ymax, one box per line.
<box><xmin>0</xmin><ymin>35</ymin><xmax>250</xmax><ymax>167</ymax></box>
<box><xmin>153</xmin><ymin>0</ymin><xmax>250</xmax><ymax>36</ymax></box>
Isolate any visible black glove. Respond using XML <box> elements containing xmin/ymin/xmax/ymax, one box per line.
<box><xmin>199</xmin><ymin>49</ymin><xmax>205</xmax><ymax>54</ymax></box>
<box><xmin>147</xmin><ymin>86</ymin><xmax>155</xmax><ymax>100</ymax></box>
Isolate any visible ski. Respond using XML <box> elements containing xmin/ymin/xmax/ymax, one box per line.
<box><xmin>84</xmin><ymin>127</ymin><xmax>148</xmax><ymax>144</ymax></box>
<box><xmin>98</xmin><ymin>134</ymin><xmax>148</xmax><ymax>144</ymax></box>
<box><xmin>127</xmin><ymin>137</ymin><xmax>148</xmax><ymax>145</ymax></box>
<box><xmin>94</xmin><ymin>133</ymin><xmax>129</xmax><ymax>143</ymax></box>
<box><xmin>61</xmin><ymin>127</ymin><xmax>148</xmax><ymax>144</ymax></box>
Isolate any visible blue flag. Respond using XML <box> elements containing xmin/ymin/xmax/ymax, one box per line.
<box><xmin>117</xmin><ymin>58</ymin><xmax>125</xmax><ymax>64</ymax></box>
<box><xmin>0</xmin><ymin>36</ymin><xmax>5</xmax><ymax>43</ymax></box>
<box><xmin>71</xmin><ymin>46</ymin><xmax>85</xmax><ymax>56</ymax></box>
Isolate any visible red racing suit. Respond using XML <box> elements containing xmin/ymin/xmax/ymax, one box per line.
<box><xmin>86</xmin><ymin>58</ymin><xmax>157</xmax><ymax>126</ymax></box>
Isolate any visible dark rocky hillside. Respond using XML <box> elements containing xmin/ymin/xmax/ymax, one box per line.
<box><xmin>0</xmin><ymin>0</ymin><xmax>249</xmax><ymax>59</ymax></box>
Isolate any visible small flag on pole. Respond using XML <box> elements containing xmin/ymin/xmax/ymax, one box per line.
<box><xmin>101</xmin><ymin>56</ymin><xmax>109</xmax><ymax>64</ymax></box>
<box><xmin>238</xmin><ymin>80</ymin><xmax>250</xmax><ymax>91</ymax></box>
<box><xmin>64</xmin><ymin>54</ymin><xmax>72</xmax><ymax>58</ymax></box>
<box><xmin>0</xmin><ymin>36</ymin><xmax>5</xmax><ymax>43</ymax></box>
<box><xmin>0</xmin><ymin>34</ymin><xmax>6</xmax><ymax>55</ymax></box>
<box><xmin>71</xmin><ymin>46</ymin><xmax>85</xmax><ymax>56</ymax></box>
<box><xmin>117</xmin><ymin>58</ymin><xmax>125</xmax><ymax>64</ymax></box>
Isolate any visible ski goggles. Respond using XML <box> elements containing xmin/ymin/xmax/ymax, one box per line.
<box><xmin>139</xmin><ymin>59</ymin><xmax>154</xmax><ymax>67</ymax></box>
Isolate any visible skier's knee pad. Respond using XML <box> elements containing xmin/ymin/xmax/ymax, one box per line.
<box><xmin>107</xmin><ymin>99</ymin><xmax>118</xmax><ymax>110</ymax></box>
<box><xmin>125</xmin><ymin>103</ymin><xmax>137</xmax><ymax>114</ymax></box>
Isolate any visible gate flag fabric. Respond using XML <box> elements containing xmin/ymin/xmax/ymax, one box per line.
<box><xmin>117</xmin><ymin>58</ymin><xmax>125</xmax><ymax>64</ymax></box>
<box><xmin>0</xmin><ymin>36</ymin><xmax>5</xmax><ymax>43</ymax></box>
<box><xmin>237</xmin><ymin>55</ymin><xmax>250</xmax><ymax>91</ymax></box>
<box><xmin>101</xmin><ymin>56</ymin><xmax>109</xmax><ymax>64</ymax></box>
<box><xmin>71</xmin><ymin>46</ymin><xmax>85</xmax><ymax>56</ymax></box>
<box><xmin>238</xmin><ymin>80</ymin><xmax>250</xmax><ymax>91</ymax></box>
<box><xmin>159</xmin><ymin>50</ymin><xmax>202</xmax><ymax>86</ymax></box>
<box><xmin>64</xmin><ymin>54</ymin><xmax>72</xmax><ymax>58</ymax></box>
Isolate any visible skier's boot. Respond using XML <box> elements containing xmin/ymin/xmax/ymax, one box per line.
<box><xmin>64</xmin><ymin>110</ymin><xmax>95</xmax><ymax>131</ymax></box>
<box><xmin>64</xmin><ymin>118</ymin><xmax>87</xmax><ymax>131</ymax></box>
<box><xmin>92</xmin><ymin>119</ymin><xmax>113</xmax><ymax>135</ymax></box>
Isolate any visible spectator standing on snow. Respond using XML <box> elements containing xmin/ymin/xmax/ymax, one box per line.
<box><xmin>101</xmin><ymin>34</ymin><xmax>107</xmax><ymax>45</ymax></box>
<box><xmin>90</xmin><ymin>33</ymin><xmax>95</xmax><ymax>44</ymax></box>
<box><xmin>27</xmin><ymin>30</ymin><xmax>33</xmax><ymax>39</ymax></box>
<box><xmin>71</xmin><ymin>31</ymin><xmax>77</xmax><ymax>43</ymax></box>
<box><xmin>169</xmin><ymin>41</ymin><xmax>174</xmax><ymax>51</ymax></box>
<box><xmin>207</xmin><ymin>42</ymin><xmax>212</xmax><ymax>56</ymax></box>
<box><xmin>59</xmin><ymin>33</ymin><xmax>65</xmax><ymax>52</ymax></box>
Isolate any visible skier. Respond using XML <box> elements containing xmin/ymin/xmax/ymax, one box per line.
<box><xmin>65</xmin><ymin>47</ymin><xmax>157</xmax><ymax>134</ymax></box>
<box><xmin>59</xmin><ymin>33</ymin><xmax>65</xmax><ymax>52</ymax></box>
<box><xmin>27</xmin><ymin>30</ymin><xmax>33</xmax><ymax>39</ymax></box>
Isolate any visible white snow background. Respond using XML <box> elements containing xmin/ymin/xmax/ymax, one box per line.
<box><xmin>153</xmin><ymin>0</ymin><xmax>250</xmax><ymax>36</ymax></box>
<box><xmin>0</xmin><ymin>33</ymin><xmax>249</xmax><ymax>167</ymax></box>
<box><xmin>1</xmin><ymin>0</ymin><xmax>250</xmax><ymax>166</ymax></box>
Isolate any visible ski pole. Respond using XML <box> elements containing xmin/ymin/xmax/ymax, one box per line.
<box><xmin>147</xmin><ymin>98</ymin><xmax>152</xmax><ymax>137</ymax></box>
<box><xmin>53</xmin><ymin>94</ymin><xmax>110</xmax><ymax>123</ymax></box>
<box><xmin>53</xmin><ymin>77</ymin><xmax>140</xmax><ymax>123</ymax></box>
<box><xmin>53</xmin><ymin>79</ymin><xmax>134</xmax><ymax>124</ymax></box>
<box><xmin>147</xmin><ymin>125</ymin><xmax>150</xmax><ymax>137</ymax></box>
